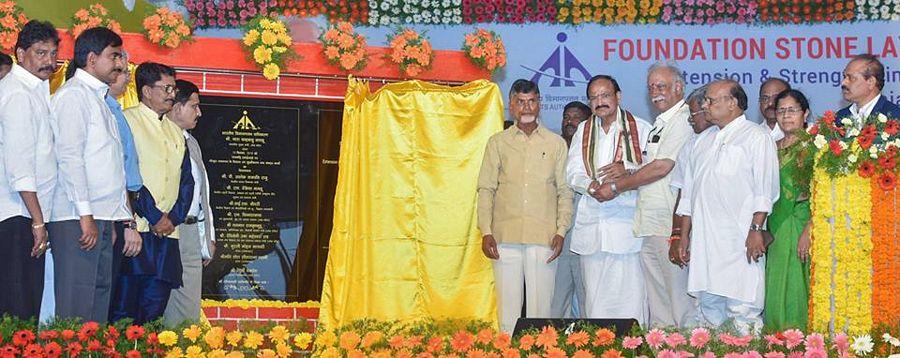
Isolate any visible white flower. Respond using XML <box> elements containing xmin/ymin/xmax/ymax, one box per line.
<box><xmin>841</xmin><ymin>117</ymin><xmax>853</xmax><ymax>126</ymax></box>
<box><xmin>878</xmin><ymin>113</ymin><xmax>888</xmax><ymax>123</ymax></box>
<box><xmin>412</xmin><ymin>14</ymin><xmax>421</xmax><ymax>22</ymax></box>
<box><xmin>868</xmin><ymin>0</ymin><xmax>878</xmax><ymax>6</ymax></box>
<box><xmin>849</xmin><ymin>128</ymin><xmax>861</xmax><ymax>137</ymax></box>
<box><xmin>422</xmin><ymin>0</ymin><xmax>431</xmax><ymax>7</ymax></box>
<box><xmin>840</xmin><ymin>141</ymin><xmax>849</xmax><ymax>150</ymax></box>
<box><xmin>893</xmin><ymin>338</ymin><xmax>900</xmax><ymax>347</ymax></box>
<box><xmin>814</xmin><ymin>135</ymin><xmax>828</xmax><ymax>149</ymax></box>
<box><xmin>380</xmin><ymin>2</ymin><xmax>390</xmax><ymax>10</ymax></box>
<box><xmin>405</xmin><ymin>16</ymin><xmax>412</xmax><ymax>22</ymax></box>
<box><xmin>852</xmin><ymin>335</ymin><xmax>875</xmax><ymax>355</ymax></box>
<box><xmin>848</xmin><ymin>154</ymin><xmax>858</xmax><ymax>163</ymax></box>
<box><xmin>883</xmin><ymin>132</ymin><xmax>891</xmax><ymax>141</ymax></box>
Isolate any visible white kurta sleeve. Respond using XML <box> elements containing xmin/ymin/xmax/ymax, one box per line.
<box><xmin>674</xmin><ymin>142</ymin><xmax>695</xmax><ymax>217</ymax></box>
<box><xmin>566</xmin><ymin>121</ymin><xmax>593</xmax><ymax>195</ymax></box>
<box><xmin>750</xmin><ymin>132</ymin><xmax>780</xmax><ymax>213</ymax></box>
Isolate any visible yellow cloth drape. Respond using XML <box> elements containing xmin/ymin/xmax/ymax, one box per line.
<box><xmin>319</xmin><ymin>77</ymin><xmax>504</xmax><ymax>329</ymax></box>
<box><xmin>49</xmin><ymin>61</ymin><xmax>139</xmax><ymax>109</ymax></box>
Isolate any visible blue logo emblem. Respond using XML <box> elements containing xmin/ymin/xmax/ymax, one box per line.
<box><xmin>523</xmin><ymin>32</ymin><xmax>592</xmax><ymax>88</ymax></box>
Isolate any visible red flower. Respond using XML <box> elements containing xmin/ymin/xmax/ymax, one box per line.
<box><xmin>106</xmin><ymin>325</ymin><xmax>120</xmax><ymax>339</ymax></box>
<box><xmin>86</xmin><ymin>339</ymin><xmax>101</xmax><ymax>352</ymax></box>
<box><xmin>77</xmin><ymin>322</ymin><xmax>99</xmax><ymax>342</ymax></box>
<box><xmin>858</xmin><ymin>160</ymin><xmax>876</xmax><ymax>178</ymax></box>
<box><xmin>38</xmin><ymin>330</ymin><xmax>59</xmax><ymax>340</ymax></box>
<box><xmin>125</xmin><ymin>325</ymin><xmax>145</xmax><ymax>341</ymax></box>
<box><xmin>22</xmin><ymin>343</ymin><xmax>42</xmax><ymax>358</ymax></box>
<box><xmin>0</xmin><ymin>345</ymin><xmax>19</xmax><ymax>356</ymax></box>
<box><xmin>12</xmin><ymin>330</ymin><xmax>35</xmax><ymax>346</ymax></box>
<box><xmin>126</xmin><ymin>350</ymin><xmax>142</xmax><ymax>358</ymax></box>
<box><xmin>147</xmin><ymin>332</ymin><xmax>159</xmax><ymax>346</ymax></box>
<box><xmin>822</xmin><ymin>111</ymin><xmax>836</xmax><ymax>125</ymax></box>
<box><xmin>60</xmin><ymin>330</ymin><xmax>75</xmax><ymax>341</ymax></box>
<box><xmin>858</xmin><ymin>125</ymin><xmax>877</xmax><ymax>149</ymax></box>
<box><xmin>879</xmin><ymin>155</ymin><xmax>896</xmax><ymax>170</ymax></box>
<box><xmin>43</xmin><ymin>342</ymin><xmax>62</xmax><ymax>358</ymax></box>
<box><xmin>65</xmin><ymin>342</ymin><xmax>82</xmax><ymax>356</ymax></box>
<box><xmin>886</xmin><ymin>120</ymin><xmax>899</xmax><ymax>135</ymax></box>
<box><xmin>879</xmin><ymin>171</ymin><xmax>896</xmax><ymax>191</ymax></box>
<box><xmin>808</xmin><ymin>125</ymin><xmax>819</xmax><ymax>135</ymax></box>
<box><xmin>828</xmin><ymin>139</ymin><xmax>843</xmax><ymax>156</ymax></box>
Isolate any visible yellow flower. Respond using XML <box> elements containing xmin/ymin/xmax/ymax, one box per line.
<box><xmin>243</xmin><ymin>331</ymin><xmax>265</xmax><ymax>349</ymax></box>
<box><xmin>273</xmin><ymin>46</ymin><xmax>287</xmax><ymax>54</ymax></box>
<box><xmin>205</xmin><ymin>327</ymin><xmax>226</xmax><ymax>350</ymax></box>
<box><xmin>183</xmin><ymin>325</ymin><xmax>202</xmax><ymax>343</ymax></box>
<box><xmin>243</xmin><ymin>29</ymin><xmax>259</xmax><ymax>46</ymax></box>
<box><xmin>315</xmin><ymin>330</ymin><xmax>337</xmax><ymax>348</ymax></box>
<box><xmin>159</xmin><ymin>331</ymin><xmax>179</xmax><ymax>347</ymax></box>
<box><xmin>293</xmin><ymin>332</ymin><xmax>312</xmax><ymax>349</ymax></box>
<box><xmin>208</xmin><ymin>350</ymin><xmax>226</xmax><ymax>358</ymax></box>
<box><xmin>257</xmin><ymin>349</ymin><xmax>277</xmax><ymax>358</ymax></box>
<box><xmin>261</xmin><ymin>30</ymin><xmax>277</xmax><ymax>46</ymax></box>
<box><xmin>270</xmin><ymin>21</ymin><xmax>286</xmax><ymax>33</ymax></box>
<box><xmin>259</xmin><ymin>18</ymin><xmax>272</xmax><ymax>29</ymax></box>
<box><xmin>262</xmin><ymin>63</ymin><xmax>280</xmax><ymax>80</ymax></box>
<box><xmin>319</xmin><ymin>347</ymin><xmax>341</xmax><ymax>358</ymax></box>
<box><xmin>268</xmin><ymin>325</ymin><xmax>289</xmax><ymax>343</ymax></box>
<box><xmin>226</xmin><ymin>331</ymin><xmax>243</xmax><ymax>347</ymax></box>
<box><xmin>166</xmin><ymin>347</ymin><xmax>184</xmax><ymax>358</ymax></box>
<box><xmin>275</xmin><ymin>342</ymin><xmax>291</xmax><ymax>358</ymax></box>
<box><xmin>185</xmin><ymin>345</ymin><xmax>204</xmax><ymax>358</ymax></box>
<box><xmin>224</xmin><ymin>352</ymin><xmax>245</xmax><ymax>358</ymax></box>
<box><xmin>277</xmin><ymin>33</ymin><xmax>292</xmax><ymax>46</ymax></box>
<box><xmin>253</xmin><ymin>47</ymin><xmax>272</xmax><ymax>64</ymax></box>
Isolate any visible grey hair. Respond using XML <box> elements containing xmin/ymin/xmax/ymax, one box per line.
<box><xmin>648</xmin><ymin>60</ymin><xmax>686</xmax><ymax>87</ymax></box>
<box><xmin>686</xmin><ymin>85</ymin><xmax>708</xmax><ymax>106</ymax></box>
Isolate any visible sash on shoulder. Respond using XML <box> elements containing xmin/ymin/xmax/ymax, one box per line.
<box><xmin>580</xmin><ymin>108</ymin><xmax>643</xmax><ymax>180</ymax></box>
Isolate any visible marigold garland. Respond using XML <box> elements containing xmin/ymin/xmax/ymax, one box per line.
<box><xmin>142</xmin><ymin>7</ymin><xmax>193</xmax><ymax>49</ymax></box>
<box><xmin>70</xmin><ymin>3</ymin><xmax>122</xmax><ymax>39</ymax></box>
<box><xmin>870</xmin><ymin>178</ymin><xmax>900</xmax><ymax>325</ymax></box>
<box><xmin>557</xmin><ymin>0</ymin><xmax>663</xmax><ymax>25</ymax></box>
<box><xmin>809</xmin><ymin>166</ymin><xmax>834</xmax><ymax>333</ymax></box>
<box><xmin>0</xmin><ymin>1</ymin><xmax>27</xmax><ymax>53</ymax></box>
<box><xmin>831</xmin><ymin>172</ymin><xmax>872</xmax><ymax>335</ymax></box>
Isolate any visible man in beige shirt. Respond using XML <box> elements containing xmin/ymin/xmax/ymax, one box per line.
<box><xmin>477</xmin><ymin>79</ymin><xmax>573</xmax><ymax>333</ymax></box>
<box><xmin>594</xmin><ymin>63</ymin><xmax>696</xmax><ymax>327</ymax></box>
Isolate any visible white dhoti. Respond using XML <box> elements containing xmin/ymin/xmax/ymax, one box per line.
<box><xmin>493</xmin><ymin>243</ymin><xmax>557</xmax><ymax>333</ymax></box>
<box><xmin>582</xmin><ymin>250</ymin><xmax>646</xmax><ymax>323</ymax></box>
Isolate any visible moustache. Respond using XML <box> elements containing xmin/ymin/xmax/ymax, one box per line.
<box><xmin>594</xmin><ymin>104</ymin><xmax>609</xmax><ymax>110</ymax></box>
<box><xmin>651</xmin><ymin>96</ymin><xmax>665</xmax><ymax>103</ymax></box>
<box><xmin>39</xmin><ymin>66</ymin><xmax>55</xmax><ymax>73</ymax></box>
<box><xmin>841</xmin><ymin>85</ymin><xmax>849</xmax><ymax>91</ymax></box>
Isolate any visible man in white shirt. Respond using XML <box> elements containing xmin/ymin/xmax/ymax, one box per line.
<box><xmin>0</xmin><ymin>20</ymin><xmax>59</xmax><ymax>320</ymax></box>
<box><xmin>836</xmin><ymin>54</ymin><xmax>900</xmax><ymax>124</ymax></box>
<box><xmin>757</xmin><ymin>78</ymin><xmax>789</xmax><ymax>141</ymax></box>
<box><xmin>596</xmin><ymin>63</ymin><xmax>696</xmax><ymax>327</ymax></box>
<box><xmin>0</xmin><ymin>53</ymin><xmax>12</xmax><ymax>80</ymax></box>
<box><xmin>49</xmin><ymin>27</ymin><xmax>131</xmax><ymax>323</ymax></box>
<box><xmin>162</xmin><ymin>80</ymin><xmax>216</xmax><ymax>326</ymax></box>
<box><xmin>567</xmin><ymin>75</ymin><xmax>650</xmax><ymax>323</ymax></box>
<box><xmin>676</xmin><ymin>79</ymin><xmax>779</xmax><ymax>335</ymax></box>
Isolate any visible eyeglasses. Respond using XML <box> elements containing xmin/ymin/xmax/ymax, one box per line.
<box><xmin>776</xmin><ymin>107</ymin><xmax>804</xmax><ymax>116</ymax></box>
<box><xmin>758</xmin><ymin>94</ymin><xmax>778</xmax><ymax>103</ymax></box>
<box><xmin>703</xmin><ymin>95</ymin><xmax>733</xmax><ymax>105</ymax></box>
<box><xmin>647</xmin><ymin>83</ymin><xmax>669</xmax><ymax>92</ymax></box>
<box><xmin>588</xmin><ymin>92</ymin><xmax>615</xmax><ymax>101</ymax></box>
<box><xmin>152</xmin><ymin>84</ymin><xmax>177</xmax><ymax>94</ymax></box>
<box><xmin>689</xmin><ymin>110</ymin><xmax>707</xmax><ymax>120</ymax></box>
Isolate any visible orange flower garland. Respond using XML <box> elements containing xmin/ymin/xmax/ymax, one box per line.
<box><xmin>462</xmin><ymin>28</ymin><xmax>507</xmax><ymax>74</ymax></box>
<box><xmin>870</xmin><ymin>177</ymin><xmax>900</xmax><ymax>325</ymax></box>
<box><xmin>71</xmin><ymin>4</ymin><xmax>121</xmax><ymax>39</ymax></box>
<box><xmin>320</xmin><ymin>21</ymin><xmax>368</xmax><ymax>72</ymax></box>
<box><xmin>142</xmin><ymin>7</ymin><xmax>193</xmax><ymax>49</ymax></box>
<box><xmin>387</xmin><ymin>28</ymin><xmax>433</xmax><ymax>78</ymax></box>
<box><xmin>0</xmin><ymin>1</ymin><xmax>27</xmax><ymax>53</ymax></box>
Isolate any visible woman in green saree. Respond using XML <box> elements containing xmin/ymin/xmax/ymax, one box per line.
<box><xmin>764</xmin><ymin>89</ymin><xmax>815</xmax><ymax>331</ymax></box>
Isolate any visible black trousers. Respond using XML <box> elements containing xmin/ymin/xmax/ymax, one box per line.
<box><xmin>0</xmin><ymin>216</ymin><xmax>44</xmax><ymax>320</ymax></box>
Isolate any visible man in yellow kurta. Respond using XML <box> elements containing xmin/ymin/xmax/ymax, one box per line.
<box><xmin>110</xmin><ymin>62</ymin><xmax>194</xmax><ymax>324</ymax></box>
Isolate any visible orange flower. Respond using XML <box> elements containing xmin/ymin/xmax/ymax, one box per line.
<box><xmin>0</xmin><ymin>14</ymin><xmax>14</xmax><ymax>29</ymax></box>
<box><xmin>466</xmin><ymin>349</ymin><xmax>488</xmax><ymax>358</ymax></box>
<box><xmin>324</xmin><ymin>29</ymin><xmax>340</xmax><ymax>41</ymax></box>
<box><xmin>601</xmin><ymin>349</ymin><xmax>623</xmax><ymax>358</ymax></box>
<box><xmin>337</xmin><ymin>33</ymin><xmax>354</xmax><ymax>50</ymax></box>
<box><xmin>389</xmin><ymin>335</ymin><xmax>405</xmax><ymax>349</ymax></box>
<box><xmin>360</xmin><ymin>331</ymin><xmax>383</xmax><ymax>348</ymax></box>
<box><xmin>324</xmin><ymin>46</ymin><xmax>340</xmax><ymax>60</ymax></box>
<box><xmin>593</xmin><ymin>328</ymin><xmax>616</xmax><ymax>347</ymax></box>
<box><xmin>879</xmin><ymin>171</ymin><xmax>896</xmax><ymax>191</ymax></box>
<box><xmin>518</xmin><ymin>334</ymin><xmax>535</xmax><ymax>350</ymax></box>
<box><xmin>337</xmin><ymin>21</ymin><xmax>353</xmax><ymax>33</ymax></box>
<box><xmin>475</xmin><ymin>329</ymin><xmax>493</xmax><ymax>345</ymax></box>
<box><xmin>544</xmin><ymin>347</ymin><xmax>567</xmax><ymax>358</ymax></box>
<box><xmin>348</xmin><ymin>349</ymin><xmax>365</xmax><ymax>358</ymax></box>
<box><xmin>573</xmin><ymin>350</ymin><xmax>596</xmax><ymax>358</ymax></box>
<box><xmin>149</xmin><ymin>29</ymin><xmax>164</xmax><ymax>43</ymax></box>
<box><xmin>426</xmin><ymin>337</ymin><xmax>444</xmax><ymax>352</ymax></box>
<box><xmin>339</xmin><ymin>331</ymin><xmax>361</xmax><ymax>350</ymax></box>
<box><xmin>566</xmin><ymin>331</ymin><xmax>590</xmax><ymax>347</ymax></box>
<box><xmin>164</xmin><ymin>35</ymin><xmax>180</xmax><ymax>48</ymax></box>
<box><xmin>406</xmin><ymin>64</ymin><xmax>422</xmax><ymax>77</ymax></box>
<box><xmin>492</xmin><ymin>333</ymin><xmax>511</xmax><ymax>350</ymax></box>
<box><xmin>535</xmin><ymin>326</ymin><xmax>559</xmax><ymax>348</ymax></box>
<box><xmin>75</xmin><ymin>9</ymin><xmax>89</xmax><ymax>20</ymax></box>
<box><xmin>464</xmin><ymin>34</ymin><xmax>478</xmax><ymax>47</ymax></box>
<box><xmin>176</xmin><ymin>24</ymin><xmax>190</xmax><ymax>36</ymax></box>
<box><xmin>450</xmin><ymin>331</ymin><xmax>474</xmax><ymax>352</ymax></box>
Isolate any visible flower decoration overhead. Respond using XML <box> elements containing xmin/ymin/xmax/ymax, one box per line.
<box><xmin>142</xmin><ymin>7</ymin><xmax>194</xmax><ymax>49</ymax></box>
<box><xmin>0</xmin><ymin>1</ymin><xmax>27</xmax><ymax>53</ymax></box>
<box><xmin>463</xmin><ymin>0</ymin><xmax>557</xmax><ymax>24</ymax></box>
<box><xmin>241</xmin><ymin>16</ymin><xmax>297</xmax><ymax>80</ymax></box>
<box><xmin>71</xmin><ymin>3</ymin><xmax>122</xmax><ymax>39</ymax></box>
<box><xmin>557</xmin><ymin>0</ymin><xmax>663</xmax><ymax>25</ymax></box>
<box><xmin>462</xmin><ymin>28</ymin><xmax>507</xmax><ymax>74</ymax></box>
<box><xmin>320</xmin><ymin>21</ymin><xmax>369</xmax><ymax>72</ymax></box>
<box><xmin>370</xmin><ymin>0</ymin><xmax>462</xmax><ymax>26</ymax></box>
<box><xmin>856</xmin><ymin>0</ymin><xmax>900</xmax><ymax>21</ymax></box>
<box><xmin>387</xmin><ymin>27</ymin><xmax>434</xmax><ymax>77</ymax></box>
<box><xmin>758</xmin><ymin>0</ymin><xmax>855</xmax><ymax>23</ymax></box>
<box><xmin>660</xmin><ymin>0</ymin><xmax>758</xmax><ymax>25</ymax></box>
<box><xmin>186</xmin><ymin>0</ymin><xmax>281</xmax><ymax>29</ymax></box>
<box><xmin>809</xmin><ymin>111</ymin><xmax>899</xmax><ymax>190</ymax></box>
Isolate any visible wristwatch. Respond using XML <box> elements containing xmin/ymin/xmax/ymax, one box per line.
<box><xmin>122</xmin><ymin>220</ymin><xmax>137</xmax><ymax>230</ymax></box>
<box><xmin>610</xmin><ymin>182</ymin><xmax>620</xmax><ymax>196</ymax></box>
<box><xmin>749</xmin><ymin>223</ymin><xmax>765</xmax><ymax>232</ymax></box>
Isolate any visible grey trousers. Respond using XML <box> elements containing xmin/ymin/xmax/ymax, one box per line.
<box><xmin>163</xmin><ymin>222</ymin><xmax>202</xmax><ymax>327</ymax></box>
<box><xmin>640</xmin><ymin>236</ymin><xmax>698</xmax><ymax>328</ymax></box>
<box><xmin>49</xmin><ymin>219</ymin><xmax>113</xmax><ymax>323</ymax></box>
<box><xmin>549</xmin><ymin>253</ymin><xmax>585</xmax><ymax>318</ymax></box>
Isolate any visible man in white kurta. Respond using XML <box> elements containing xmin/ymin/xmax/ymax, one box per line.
<box><xmin>676</xmin><ymin>80</ymin><xmax>779</xmax><ymax>335</ymax></box>
<box><xmin>567</xmin><ymin>75</ymin><xmax>650</xmax><ymax>323</ymax></box>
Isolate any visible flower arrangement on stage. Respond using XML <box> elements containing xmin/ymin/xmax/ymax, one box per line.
<box><xmin>369</xmin><ymin>0</ymin><xmax>462</xmax><ymax>25</ymax></box>
<box><xmin>280</xmin><ymin>0</ymin><xmax>370</xmax><ymax>24</ymax></box>
<box><xmin>809</xmin><ymin>111</ymin><xmax>899</xmax><ymax>189</ymax></box>
<box><xmin>70</xmin><ymin>3</ymin><xmax>122</xmax><ymax>39</ymax></box>
<box><xmin>185</xmin><ymin>0</ymin><xmax>281</xmax><ymax>29</ymax></box>
<box><xmin>557</xmin><ymin>0</ymin><xmax>662</xmax><ymax>25</ymax></box>
<box><xmin>462</xmin><ymin>0</ymin><xmax>558</xmax><ymax>24</ymax></box>
<box><xmin>320</xmin><ymin>21</ymin><xmax>369</xmax><ymax>72</ymax></box>
<box><xmin>462</xmin><ymin>28</ymin><xmax>507</xmax><ymax>74</ymax></box>
<box><xmin>660</xmin><ymin>0</ymin><xmax>758</xmax><ymax>25</ymax></box>
<box><xmin>855</xmin><ymin>0</ymin><xmax>900</xmax><ymax>21</ymax></box>
<box><xmin>142</xmin><ymin>7</ymin><xmax>193</xmax><ymax>49</ymax></box>
<box><xmin>387</xmin><ymin>27</ymin><xmax>433</xmax><ymax>77</ymax></box>
<box><xmin>758</xmin><ymin>0</ymin><xmax>856</xmax><ymax>23</ymax></box>
<box><xmin>0</xmin><ymin>1</ymin><xmax>27</xmax><ymax>53</ymax></box>
<box><xmin>242</xmin><ymin>16</ymin><xmax>296</xmax><ymax>80</ymax></box>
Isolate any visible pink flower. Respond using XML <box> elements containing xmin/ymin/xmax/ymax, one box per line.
<box><xmin>677</xmin><ymin>351</ymin><xmax>695</xmax><ymax>358</ymax></box>
<box><xmin>788</xmin><ymin>352</ymin><xmax>804</xmax><ymax>358</ymax></box>
<box><xmin>658</xmin><ymin>350</ymin><xmax>679</xmax><ymax>358</ymax></box>
<box><xmin>666</xmin><ymin>333</ymin><xmax>687</xmax><ymax>348</ymax></box>
<box><xmin>733</xmin><ymin>335</ymin><xmax>754</xmax><ymax>347</ymax></box>
<box><xmin>623</xmin><ymin>336</ymin><xmax>644</xmax><ymax>350</ymax></box>
<box><xmin>725</xmin><ymin>353</ymin><xmax>743</xmax><ymax>358</ymax></box>
<box><xmin>832</xmin><ymin>333</ymin><xmax>849</xmax><ymax>353</ymax></box>
<box><xmin>783</xmin><ymin>330</ymin><xmax>805</xmax><ymax>349</ymax></box>
<box><xmin>803</xmin><ymin>348</ymin><xmax>827</xmax><ymax>358</ymax></box>
<box><xmin>804</xmin><ymin>333</ymin><xmax>825</xmax><ymax>350</ymax></box>
<box><xmin>743</xmin><ymin>351</ymin><xmax>763</xmax><ymax>358</ymax></box>
<box><xmin>690</xmin><ymin>328</ymin><xmax>710</xmax><ymax>349</ymax></box>
<box><xmin>764</xmin><ymin>352</ymin><xmax>786</xmax><ymax>358</ymax></box>
<box><xmin>700</xmin><ymin>352</ymin><xmax>715</xmax><ymax>358</ymax></box>
<box><xmin>646</xmin><ymin>329</ymin><xmax>667</xmax><ymax>349</ymax></box>
<box><xmin>764</xmin><ymin>334</ymin><xmax>784</xmax><ymax>347</ymax></box>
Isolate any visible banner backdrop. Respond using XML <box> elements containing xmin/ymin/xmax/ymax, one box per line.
<box><xmin>349</xmin><ymin>22</ymin><xmax>900</xmax><ymax>132</ymax></box>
